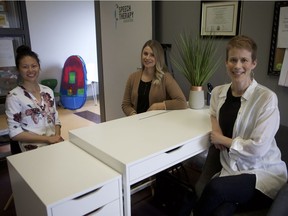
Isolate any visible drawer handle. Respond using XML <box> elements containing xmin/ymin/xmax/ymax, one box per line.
<box><xmin>73</xmin><ymin>187</ymin><xmax>101</xmax><ymax>200</ymax></box>
<box><xmin>165</xmin><ymin>146</ymin><xmax>182</xmax><ymax>154</ymax></box>
<box><xmin>84</xmin><ymin>206</ymin><xmax>104</xmax><ymax>215</ymax></box>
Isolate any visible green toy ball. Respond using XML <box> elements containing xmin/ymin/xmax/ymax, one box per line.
<box><xmin>276</xmin><ymin>63</ymin><xmax>282</xmax><ymax>71</ymax></box>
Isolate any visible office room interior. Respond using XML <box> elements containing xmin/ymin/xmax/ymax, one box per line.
<box><xmin>0</xmin><ymin>1</ymin><xmax>288</xmax><ymax>215</ymax></box>
<box><xmin>0</xmin><ymin>1</ymin><xmax>288</xmax><ymax>126</ymax></box>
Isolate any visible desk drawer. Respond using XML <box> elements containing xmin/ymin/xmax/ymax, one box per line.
<box><xmin>52</xmin><ymin>180</ymin><xmax>120</xmax><ymax>216</ymax></box>
<box><xmin>129</xmin><ymin>135</ymin><xmax>210</xmax><ymax>183</ymax></box>
<box><xmin>87</xmin><ymin>199</ymin><xmax>122</xmax><ymax>216</ymax></box>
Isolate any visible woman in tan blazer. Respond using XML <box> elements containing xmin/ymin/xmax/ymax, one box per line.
<box><xmin>122</xmin><ymin>40</ymin><xmax>187</xmax><ymax>116</ymax></box>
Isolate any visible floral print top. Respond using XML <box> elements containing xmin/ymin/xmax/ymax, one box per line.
<box><xmin>5</xmin><ymin>84</ymin><xmax>61</xmax><ymax>139</ymax></box>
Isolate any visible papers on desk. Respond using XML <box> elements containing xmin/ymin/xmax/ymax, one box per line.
<box><xmin>278</xmin><ymin>49</ymin><xmax>288</xmax><ymax>87</ymax></box>
<box><xmin>137</xmin><ymin>110</ymin><xmax>169</xmax><ymax>120</ymax></box>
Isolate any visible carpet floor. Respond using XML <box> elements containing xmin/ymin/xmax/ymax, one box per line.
<box><xmin>74</xmin><ymin>110</ymin><xmax>101</xmax><ymax>124</ymax></box>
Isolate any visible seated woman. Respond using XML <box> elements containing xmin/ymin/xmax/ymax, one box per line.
<box><xmin>122</xmin><ymin>39</ymin><xmax>187</xmax><ymax>116</ymax></box>
<box><xmin>5</xmin><ymin>45</ymin><xmax>63</xmax><ymax>152</ymax></box>
<box><xmin>193</xmin><ymin>35</ymin><xmax>287</xmax><ymax>215</ymax></box>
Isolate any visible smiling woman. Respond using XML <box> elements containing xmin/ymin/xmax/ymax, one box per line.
<box><xmin>5</xmin><ymin>45</ymin><xmax>63</xmax><ymax>152</ymax></box>
<box><xmin>121</xmin><ymin>39</ymin><xmax>187</xmax><ymax>116</ymax></box>
<box><xmin>193</xmin><ymin>35</ymin><xmax>287</xmax><ymax>216</ymax></box>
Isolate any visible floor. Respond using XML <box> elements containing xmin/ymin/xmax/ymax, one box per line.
<box><xmin>57</xmin><ymin>99</ymin><xmax>100</xmax><ymax>140</ymax></box>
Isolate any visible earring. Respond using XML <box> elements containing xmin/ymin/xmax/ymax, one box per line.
<box><xmin>250</xmin><ymin>70</ymin><xmax>254</xmax><ymax>80</ymax></box>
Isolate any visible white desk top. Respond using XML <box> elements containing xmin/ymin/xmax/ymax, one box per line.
<box><xmin>69</xmin><ymin>109</ymin><xmax>211</xmax><ymax>167</ymax></box>
<box><xmin>7</xmin><ymin>141</ymin><xmax>120</xmax><ymax>206</ymax></box>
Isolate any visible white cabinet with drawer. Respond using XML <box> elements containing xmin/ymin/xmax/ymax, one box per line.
<box><xmin>69</xmin><ymin>109</ymin><xmax>211</xmax><ymax>216</ymax></box>
<box><xmin>7</xmin><ymin>141</ymin><xmax>123</xmax><ymax>216</ymax></box>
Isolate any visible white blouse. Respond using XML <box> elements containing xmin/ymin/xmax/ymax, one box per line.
<box><xmin>210</xmin><ymin>79</ymin><xmax>287</xmax><ymax>199</ymax></box>
<box><xmin>5</xmin><ymin>84</ymin><xmax>61</xmax><ymax>150</ymax></box>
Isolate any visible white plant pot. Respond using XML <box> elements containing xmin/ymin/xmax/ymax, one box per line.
<box><xmin>188</xmin><ymin>86</ymin><xmax>205</xmax><ymax>109</ymax></box>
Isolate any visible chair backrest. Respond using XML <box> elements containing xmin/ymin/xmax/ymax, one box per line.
<box><xmin>10</xmin><ymin>139</ymin><xmax>21</xmax><ymax>155</ymax></box>
<box><xmin>275</xmin><ymin>125</ymin><xmax>288</xmax><ymax>170</ymax></box>
<box><xmin>41</xmin><ymin>79</ymin><xmax>58</xmax><ymax>91</ymax></box>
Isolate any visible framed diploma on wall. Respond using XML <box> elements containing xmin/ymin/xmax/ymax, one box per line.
<box><xmin>200</xmin><ymin>1</ymin><xmax>241</xmax><ymax>36</ymax></box>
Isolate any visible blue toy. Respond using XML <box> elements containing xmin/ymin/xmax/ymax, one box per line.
<box><xmin>60</xmin><ymin>55</ymin><xmax>87</xmax><ymax>110</ymax></box>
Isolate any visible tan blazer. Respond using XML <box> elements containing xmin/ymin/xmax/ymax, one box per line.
<box><xmin>122</xmin><ymin>71</ymin><xmax>187</xmax><ymax>116</ymax></box>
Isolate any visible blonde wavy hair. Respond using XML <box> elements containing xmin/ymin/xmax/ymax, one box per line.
<box><xmin>141</xmin><ymin>40</ymin><xmax>168</xmax><ymax>85</ymax></box>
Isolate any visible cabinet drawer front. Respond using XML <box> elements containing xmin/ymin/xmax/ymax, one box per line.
<box><xmin>52</xmin><ymin>180</ymin><xmax>120</xmax><ymax>216</ymax></box>
<box><xmin>129</xmin><ymin>135</ymin><xmax>210</xmax><ymax>183</ymax></box>
<box><xmin>86</xmin><ymin>199</ymin><xmax>122</xmax><ymax>216</ymax></box>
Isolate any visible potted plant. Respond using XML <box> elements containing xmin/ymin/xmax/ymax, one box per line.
<box><xmin>172</xmin><ymin>32</ymin><xmax>221</xmax><ymax>109</ymax></box>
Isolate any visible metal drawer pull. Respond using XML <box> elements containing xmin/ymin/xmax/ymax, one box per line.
<box><xmin>73</xmin><ymin>187</ymin><xmax>101</xmax><ymax>200</ymax></box>
<box><xmin>84</xmin><ymin>206</ymin><xmax>104</xmax><ymax>215</ymax></box>
<box><xmin>165</xmin><ymin>146</ymin><xmax>182</xmax><ymax>154</ymax></box>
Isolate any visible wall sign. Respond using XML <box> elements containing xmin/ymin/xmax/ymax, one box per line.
<box><xmin>115</xmin><ymin>4</ymin><xmax>134</xmax><ymax>28</ymax></box>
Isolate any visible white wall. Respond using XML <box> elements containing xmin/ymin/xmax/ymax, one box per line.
<box><xmin>26</xmin><ymin>1</ymin><xmax>152</xmax><ymax>121</ymax></box>
<box><xmin>25</xmin><ymin>1</ymin><xmax>98</xmax><ymax>95</ymax></box>
<box><xmin>100</xmin><ymin>1</ymin><xmax>152</xmax><ymax>120</ymax></box>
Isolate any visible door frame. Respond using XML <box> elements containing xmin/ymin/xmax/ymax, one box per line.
<box><xmin>94</xmin><ymin>1</ymin><xmax>155</xmax><ymax>122</ymax></box>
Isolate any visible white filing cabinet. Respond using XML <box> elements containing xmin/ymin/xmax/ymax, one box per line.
<box><xmin>7</xmin><ymin>141</ymin><xmax>123</xmax><ymax>216</ymax></box>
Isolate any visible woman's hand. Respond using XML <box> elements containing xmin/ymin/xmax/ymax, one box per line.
<box><xmin>148</xmin><ymin>102</ymin><xmax>165</xmax><ymax>111</ymax></box>
<box><xmin>47</xmin><ymin>135</ymin><xmax>64</xmax><ymax>144</ymax></box>
<box><xmin>210</xmin><ymin>131</ymin><xmax>232</xmax><ymax>150</ymax></box>
<box><xmin>210</xmin><ymin>131</ymin><xmax>226</xmax><ymax>150</ymax></box>
<box><xmin>210</xmin><ymin>115</ymin><xmax>232</xmax><ymax>150</ymax></box>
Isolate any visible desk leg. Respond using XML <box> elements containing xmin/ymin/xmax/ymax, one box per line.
<box><xmin>123</xmin><ymin>173</ymin><xmax>131</xmax><ymax>216</ymax></box>
<box><xmin>90</xmin><ymin>81</ymin><xmax>98</xmax><ymax>105</ymax></box>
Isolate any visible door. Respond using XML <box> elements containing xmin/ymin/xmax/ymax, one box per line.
<box><xmin>95</xmin><ymin>1</ymin><xmax>153</xmax><ymax>121</ymax></box>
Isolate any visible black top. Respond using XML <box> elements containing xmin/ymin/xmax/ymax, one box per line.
<box><xmin>137</xmin><ymin>80</ymin><xmax>152</xmax><ymax>114</ymax></box>
<box><xmin>219</xmin><ymin>87</ymin><xmax>241</xmax><ymax>138</ymax></box>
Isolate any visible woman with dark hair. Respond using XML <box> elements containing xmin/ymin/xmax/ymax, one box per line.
<box><xmin>5</xmin><ymin>45</ymin><xmax>63</xmax><ymax>151</ymax></box>
<box><xmin>122</xmin><ymin>40</ymin><xmax>187</xmax><ymax>116</ymax></box>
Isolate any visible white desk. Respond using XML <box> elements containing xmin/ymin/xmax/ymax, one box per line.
<box><xmin>69</xmin><ymin>109</ymin><xmax>211</xmax><ymax>216</ymax></box>
<box><xmin>7</xmin><ymin>141</ymin><xmax>123</xmax><ymax>216</ymax></box>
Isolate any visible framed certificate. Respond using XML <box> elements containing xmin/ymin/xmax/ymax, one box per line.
<box><xmin>201</xmin><ymin>1</ymin><xmax>241</xmax><ymax>36</ymax></box>
<box><xmin>0</xmin><ymin>13</ymin><xmax>9</xmax><ymax>27</ymax></box>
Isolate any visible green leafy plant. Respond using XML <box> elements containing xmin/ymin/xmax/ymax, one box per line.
<box><xmin>173</xmin><ymin>32</ymin><xmax>221</xmax><ymax>87</ymax></box>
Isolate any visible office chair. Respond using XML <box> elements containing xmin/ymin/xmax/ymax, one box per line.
<box><xmin>40</xmin><ymin>79</ymin><xmax>60</xmax><ymax>97</ymax></box>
